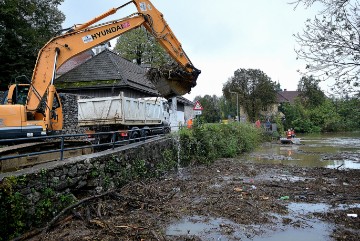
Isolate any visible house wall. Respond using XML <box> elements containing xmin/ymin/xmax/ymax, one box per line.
<box><xmin>259</xmin><ymin>104</ymin><xmax>279</xmax><ymax>119</ymax></box>
<box><xmin>239</xmin><ymin>103</ymin><xmax>281</xmax><ymax>122</ymax></box>
<box><xmin>169</xmin><ymin>97</ymin><xmax>182</xmax><ymax>131</ymax></box>
<box><xmin>170</xmin><ymin>111</ymin><xmax>185</xmax><ymax>131</ymax></box>
<box><xmin>184</xmin><ymin>105</ymin><xmax>195</xmax><ymax>122</ymax></box>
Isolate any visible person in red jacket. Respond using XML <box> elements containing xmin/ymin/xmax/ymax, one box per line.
<box><xmin>290</xmin><ymin>128</ymin><xmax>295</xmax><ymax>138</ymax></box>
<box><xmin>286</xmin><ymin>129</ymin><xmax>292</xmax><ymax>139</ymax></box>
<box><xmin>255</xmin><ymin>119</ymin><xmax>261</xmax><ymax>128</ymax></box>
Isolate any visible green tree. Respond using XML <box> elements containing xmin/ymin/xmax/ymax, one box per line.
<box><xmin>334</xmin><ymin>96</ymin><xmax>360</xmax><ymax>130</ymax></box>
<box><xmin>308</xmin><ymin>99</ymin><xmax>341</xmax><ymax>132</ymax></box>
<box><xmin>280</xmin><ymin>100</ymin><xmax>307</xmax><ymax>132</ymax></box>
<box><xmin>113</xmin><ymin>26</ymin><xmax>172</xmax><ymax>66</ymax></box>
<box><xmin>280</xmin><ymin>97</ymin><xmax>344</xmax><ymax>133</ymax></box>
<box><xmin>297</xmin><ymin>75</ymin><xmax>326</xmax><ymax>108</ymax></box>
<box><xmin>292</xmin><ymin>0</ymin><xmax>360</xmax><ymax>94</ymax></box>
<box><xmin>222</xmin><ymin>68</ymin><xmax>277</xmax><ymax>122</ymax></box>
<box><xmin>281</xmin><ymin>78</ymin><xmax>360</xmax><ymax>132</ymax></box>
<box><xmin>193</xmin><ymin>95</ymin><xmax>221</xmax><ymax>123</ymax></box>
<box><xmin>0</xmin><ymin>0</ymin><xmax>65</xmax><ymax>90</ymax></box>
<box><xmin>218</xmin><ymin>96</ymin><xmax>234</xmax><ymax>120</ymax></box>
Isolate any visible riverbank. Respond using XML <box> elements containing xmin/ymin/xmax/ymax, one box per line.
<box><xmin>29</xmin><ymin>156</ymin><xmax>359</xmax><ymax>241</ymax></box>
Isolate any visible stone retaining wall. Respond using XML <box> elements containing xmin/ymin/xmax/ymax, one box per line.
<box><xmin>0</xmin><ymin>137</ymin><xmax>177</xmax><ymax>238</ymax></box>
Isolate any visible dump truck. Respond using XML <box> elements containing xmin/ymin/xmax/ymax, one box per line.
<box><xmin>78</xmin><ymin>93</ymin><xmax>170</xmax><ymax>142</ymax></box>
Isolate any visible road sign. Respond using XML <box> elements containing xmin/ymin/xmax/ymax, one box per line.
<box><xmin>194</xmin><ymin>110</ymin><xmax>202</xmax><ymax>115</ymax></box>
<box><xmin>193</xmin><ymin>100</ymin><xmax>203</xmax><ymax>110</ymax></box>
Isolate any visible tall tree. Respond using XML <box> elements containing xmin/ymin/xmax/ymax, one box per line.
<box><xmin>0</xmin><ymin>0</ymin><xmax>65</xmax><ymax>90</ymax></box>
<box><xmin>297</xmin><ymin>75</ymin><xmax>326</xmax><ymax>108</ymax></box>
<box><xmin>222</xmin><ymin>68</ymin><xmax>277</xmax><ymax>122</ymax></box>
<box><xmin>335</xmin><ymin>96</ymin><xmax>360</xmax><ymax>130</ymax></box>
<box><xmin>218</xmin><ymin>96</ymin><xmax>235</xmax><ymax>120</ymax></box>
<box><xmin>193</xmin><ymin>95</ymin><xmax>221</xmax><ymax>123</ymax></box>
<box><xmin>114</xmin><ymin>26</ymin><xmax>172</xmax><ymax>67</ymax></box>
<box><xmin>292</xmin><ymin>0</ymin><xmax>360</xmax><ymax>94</ymax></box>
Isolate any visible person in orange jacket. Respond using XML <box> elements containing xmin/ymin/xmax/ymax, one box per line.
<box><xmin>187</xmin><ymin>118</ymin><xmax>193</xmax><ymax>129</ymax></box>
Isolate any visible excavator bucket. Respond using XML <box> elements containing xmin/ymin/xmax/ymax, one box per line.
<box><xmin>147</xmin><ymin>64</ymin><xmax>201</xmax><ymax>99</ymax></box>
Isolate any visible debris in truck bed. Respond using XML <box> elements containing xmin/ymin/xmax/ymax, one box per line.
<box><xmin>147</xmin><ymin>64</ymin><xmax>197</xmax><ymax>99</ymax></box>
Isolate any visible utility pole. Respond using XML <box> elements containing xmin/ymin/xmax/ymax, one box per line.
<box><xmin>230</xmin><ymin>91</ymin><xmax>239</xmax><ymax>122</ymax></box>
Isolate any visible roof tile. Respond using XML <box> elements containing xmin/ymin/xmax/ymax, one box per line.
<box><xmin>56</xmin><ymin>49</ymin><xmax>158</xmax><ymax>95</ymax></box>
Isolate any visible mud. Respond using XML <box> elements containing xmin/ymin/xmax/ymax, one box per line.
<box><xmin>26</xmin><ymin>154</ymin><xmax>359</xmax><ymax>241</ymax></box>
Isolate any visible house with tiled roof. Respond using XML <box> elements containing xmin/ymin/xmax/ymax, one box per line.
<box><xmin>57</xmin><ymin>50</ymin><xmax>94</xmax><ymax>76</ymax></box>
<box><xmin>276</xmin><ymin>90</ymin><xmax>300</xmax><ymax>104</ymax></box>
<box><xmin>56</xmin><ymin>49</ymin><xmax>158</xmax><ymax>98</ymax></box>
<box><xmin>236</xmin><ymin>89</ymin><xmax>300</xmax><ymax>122</ymax></box>
<box><xmin>256</xmin><ymin>90</ymin><xmax>300</xmax><ymax>120</ymax></box>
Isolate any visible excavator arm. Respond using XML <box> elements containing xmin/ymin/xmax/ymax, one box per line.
<box><xmin>27</xmin><ymin>0</ymin><xmax>200</xmax><ymax>113</ymax></box>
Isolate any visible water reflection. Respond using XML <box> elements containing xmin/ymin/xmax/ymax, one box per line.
<box><xmin>246</xmin><ymin>132</ymin><xmax>360</xmax><ymax>169</ymax></box>
<box><xmin>166</xmin><ymin>213</ymin><xmax>332</xmax><ymax>241</ymax></box>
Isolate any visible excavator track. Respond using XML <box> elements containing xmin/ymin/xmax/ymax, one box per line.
<box><xmin>0</xmin><ymin>140</ymin><xmax>93</xmax><ymax>172</ymax></box>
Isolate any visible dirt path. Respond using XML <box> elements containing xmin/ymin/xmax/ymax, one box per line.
<box><xmin>28</xmin><ymin>157</ymin><xmax>359</xmax><ymax>241</ymax></box>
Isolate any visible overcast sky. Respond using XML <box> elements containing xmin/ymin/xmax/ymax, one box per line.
<box><xmin>59</xmin><ymin>0</ymin><xmax>323</xmax><ymax>100</ymax></box>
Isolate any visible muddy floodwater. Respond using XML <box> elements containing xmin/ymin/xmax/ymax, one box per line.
<box><xmin>32</xmin><ymin>132</ymin><xmax>360</xmax><ymax>241</ymax></box>
<box><xmin>163</xmin><ymin>132</ymin><xmax>360</xmax><ymax>241</ymax></box>
<box><xmin>247</xmin><ymin>132</ymin><xmax>360</xmax><ymax>170</ymax></box>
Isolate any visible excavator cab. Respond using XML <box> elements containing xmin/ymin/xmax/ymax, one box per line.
<box><xmin>2</xmin><ymin>84</ymin><xmax>29</xmax><ymax>105</ymax></box>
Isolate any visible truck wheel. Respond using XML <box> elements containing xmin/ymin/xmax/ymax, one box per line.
<box><xmin>163</xmin><ymin>126</ymin><xmax>171</xmax><ymax>134</ymax></box>
<box><xmin>130</xmin><ymin>128</ymin><xmax>140</xmax><ymax>143</ymax></box>
<box><xmin>94</xmin><ymin>136</ymin><xmax>101</xmax><ymax>145</ymax></box>
<box><xmin>141</xmin><ymin>127</ymin><xmax>150</xmax><ymax>141</ymax></box>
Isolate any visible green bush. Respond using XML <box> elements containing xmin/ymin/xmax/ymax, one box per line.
<box><xmin>280</xmin><ymin>97</ymin><xmax>360</xmax><ymax>133</ymax></box>
<box><xmin>178</xmin><ymin>122</ymin><xmax>261</xmax><ymax>165</ymax></box>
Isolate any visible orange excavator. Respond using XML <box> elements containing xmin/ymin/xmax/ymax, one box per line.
<box><xmin>0</xmin><ymin>0</ymin><xmax>200</xmax><ymax>139</ymax></box>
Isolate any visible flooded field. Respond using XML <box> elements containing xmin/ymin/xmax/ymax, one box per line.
<box><xmin>248</xmin><ymin>132</ymin><xmax>360</xmax><ymax>169</ymax></box>
<box><xmin>164</xmin><ymin>132</ymin><xmax>360</xmax><ymax>241</ymax></box>
<box><xmin>31</xmin><ymin>132</ymin><xmax>360</xmax><ymax>241</ymax></box>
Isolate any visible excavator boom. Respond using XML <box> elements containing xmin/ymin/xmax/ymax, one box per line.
<box><xmin>27</xmin><ymin>0</ymin><xmax>200</xmax><ymax>112</ymax></box>
<box><xmin>132</xmin><ymin>0</ymin><xmax>200</xmax><ymax>98</ymax></box>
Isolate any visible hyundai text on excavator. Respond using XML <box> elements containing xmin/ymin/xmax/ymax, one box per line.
<box><xmin>0</xmin><ymin>0</ymin><xmax>200</xmax><ymax>139</ymax></box>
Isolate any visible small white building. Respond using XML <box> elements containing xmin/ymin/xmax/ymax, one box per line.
<box><xmin>168</xmin><ymin>96</ymin><xmax>194</xmax><ymax>131</ymax></box>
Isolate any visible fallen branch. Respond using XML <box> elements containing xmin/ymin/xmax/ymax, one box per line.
<box><xmin>114</xmin><ymin>225</ymin><xmax>145</xmax><ymax>230</ymax></box>
<box><xmin>151</xmin><ymin>229</ymin><xmax>165</xmax><ymax>241</ymax></box>
<box><xmin>244</xmin><ymin>200</ymin><xmax>255</xmax><ymax>207</ymax></box>
<box><xmin>11</xmin><ymin>228</ymin><xmax>42</xmax><ymax>241</ymax></box>
<box><xmin>264</xmin><ymin>183</ymin><xmax>287</xmax><ymax>188</ymax></box>
<box><xmin>43</xmin><ymin>190</ymin><xmax>115</xmax><ymax>234</ymax></box>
